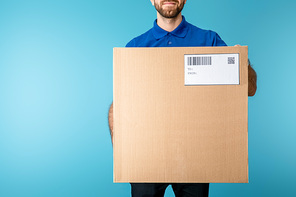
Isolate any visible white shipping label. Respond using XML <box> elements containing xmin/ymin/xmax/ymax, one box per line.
<box><xmin>184</xmin><ymin>54</ymin><xmax>239</xmax><ymax>85</ymax></box>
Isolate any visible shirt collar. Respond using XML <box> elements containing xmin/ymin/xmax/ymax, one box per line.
<box><xmin>152</xmin><ymin>16</ymin><xmax>189</xmax><ymax>39</ymax></box>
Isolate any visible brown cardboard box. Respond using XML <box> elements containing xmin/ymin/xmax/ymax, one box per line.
<box><xmin>113</xmin><ymin>46</ymin><xmax>248</xmax><ymax>183</ymax></box>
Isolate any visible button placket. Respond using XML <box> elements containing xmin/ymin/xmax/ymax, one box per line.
<box><xmin>167</xmin><ymin>33</ymin><xmax>172</xmax><ymax>45</ymax></box>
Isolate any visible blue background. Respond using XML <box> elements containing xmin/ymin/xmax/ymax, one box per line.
<box><xmin>0</xmin><ymin>0</ymin><xmax>295</xmax><ymax>196</ymax></box>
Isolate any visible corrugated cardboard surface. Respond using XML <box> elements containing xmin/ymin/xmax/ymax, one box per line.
<box><xmin>113</xmin><ymin>46</ymin><xmax>248</xmax><ymax>183</ymax></box>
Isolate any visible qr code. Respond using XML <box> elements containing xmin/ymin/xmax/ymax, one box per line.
<box><xmin>228</xmin><ymin>57</ymin><xmax>235</xmax><ymax>64</ymax></box>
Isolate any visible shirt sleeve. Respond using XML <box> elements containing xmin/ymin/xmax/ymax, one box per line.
<box><xmin>125</xmin><ymin>39</ymin><xmax>136</xmax><ymax>47</ymax></box>
<box><xmin>212</xmin><ymin>32</ymin><xmax>227</xmax><ymax>46</ymax></box>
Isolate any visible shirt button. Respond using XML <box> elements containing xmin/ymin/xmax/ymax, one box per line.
<box><xmin>168</xmin><ymin>41</ymin><xmax>172</xmax><ymax>45</ymax></box>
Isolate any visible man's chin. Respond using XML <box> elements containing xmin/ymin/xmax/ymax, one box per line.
<box><xmin>161</xmin><ymin>11</ymin><xmax>179</xmax><ymax>18</ymax></box>
<box><xmin>155</xmin><ymin>3</ymin><xmax>184</xmax><ymax>19</ymax></box>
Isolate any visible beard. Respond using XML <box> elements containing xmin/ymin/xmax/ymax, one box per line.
<box><xmin>154</xmin><ymin>0</ymin><xmax>185</xmax><ymax>18</ymax></box>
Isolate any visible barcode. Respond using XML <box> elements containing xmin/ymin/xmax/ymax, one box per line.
<box><xmin>228</xmin><ymin>57</ymin><xmax>235</xmax><ymax>64</ymax></box>
<box><xmin>187</xmin><ymin>56</ymin><xmax>212</xmax><ymax>66</ymax></box>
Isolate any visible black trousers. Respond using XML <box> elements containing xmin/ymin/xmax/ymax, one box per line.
<box><xmin>130</xmin><ymin>183</ymin><xmax>209</xmax><ymax>197</ymax></box>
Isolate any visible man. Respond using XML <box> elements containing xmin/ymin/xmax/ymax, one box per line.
<box><xmin>109</xmin><ymin>0</ymin><xmax>257</xmax><ymax>196</ymax></box>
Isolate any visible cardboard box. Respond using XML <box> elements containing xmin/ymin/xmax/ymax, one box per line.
<box><xmin>113</xmin><ymin>46</ymin><xmax>248</xmax><ymax>183</ymax></box>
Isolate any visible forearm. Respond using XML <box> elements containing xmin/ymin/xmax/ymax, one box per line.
<box><xmin>108</xmin><ymin>102</ymin><xmax>113</xmax><ymax>144</ymax></box>
<box><xmin>248</xmin><ymin>60</ymin><xmax>257</xmax><ymax>96</ymax></box>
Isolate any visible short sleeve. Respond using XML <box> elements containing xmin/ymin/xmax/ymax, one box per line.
<box><xmin>125</xmin><ymin>39</ymin><xmax>136</xmax><ymax>47</ymax></box>
<box><xmin>212</xmin><ymin>32</ymin><xmax>227</xmax><ymax>46</ymax></box>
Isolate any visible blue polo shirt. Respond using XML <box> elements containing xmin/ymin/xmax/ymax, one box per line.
<box><xmin>126</xmin><ymin>16</ymin><xmax>227</xmax><ymax>47</ymax></box>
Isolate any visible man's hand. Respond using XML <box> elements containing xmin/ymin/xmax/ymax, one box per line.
<box><xmin>108</xmin><ymin>103</ymin><xmax>113</xmax><ymax>144</ymax></box>
<box><xmin>248</xmin><ymin>61</ymin><xmax>257</xmax><ymax>96</ymax></box>
<box><xmin>234</xmin><ymin>45</ymin><xmax>257</xmax><ymax>96</ymax></box>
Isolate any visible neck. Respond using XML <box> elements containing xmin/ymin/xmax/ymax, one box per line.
<box><xmin>156</xmin><ymin>13</ymin><xmax>183</xmax><ymax>32</ymax></box>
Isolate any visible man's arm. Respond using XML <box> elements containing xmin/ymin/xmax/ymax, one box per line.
<box><xmin>108</xmin><ymin>103</ymin><xmax>113</xmax><ymax>144</ymax></box>
<box><xmin>248</xmin><ymin>60</ymin><xmax>257</xmax><ymax>96</ymax></box>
